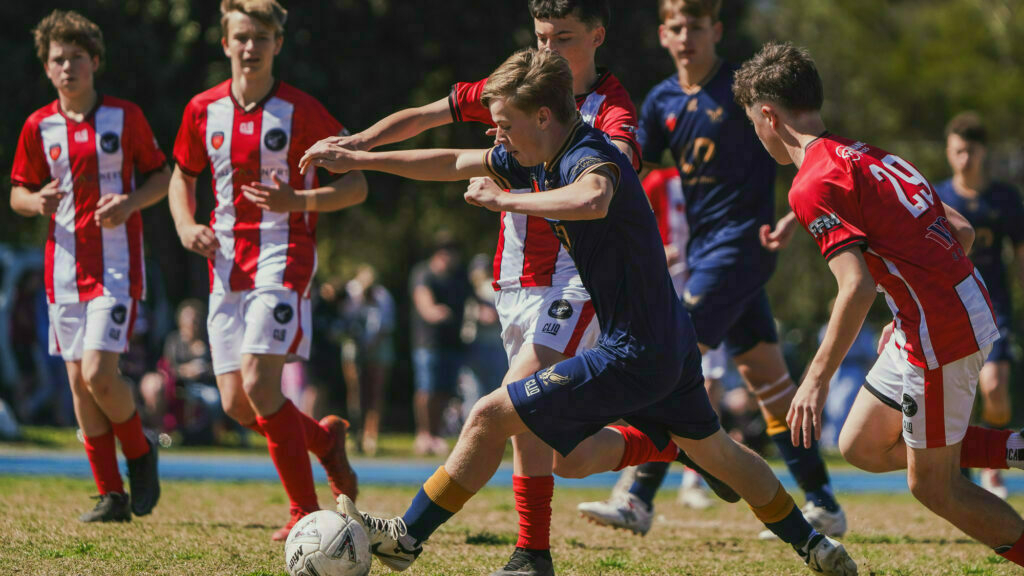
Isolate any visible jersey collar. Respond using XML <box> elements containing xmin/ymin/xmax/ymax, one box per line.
<box><xmin>229</xmin><ymin>78</ymin><xmax>281</xmax><ymax>113</ymax></box>
<box><xmin>55</xmin><ymin>93</ymin><xmax>103</xmax><ymax>124</ymax></box>
<box><xmin>544</xmin><ymin>116</ymin><xmax>585</xmax><ymax>173</ymax></box>
<box><xmin>680</xmin><ymin>58</ymin><xmax>722</xmax><ymax>95</ymax></box>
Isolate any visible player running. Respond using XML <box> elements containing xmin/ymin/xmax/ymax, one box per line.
<box><xmin>304</xmin><ymin>47</ymin><xmax>859</xmax><ymax>576</ymax></box>
<box><xmin>734</xmin><ymin>40</ymin><xmax>1024</xmax><ymax>568</ymax></box>
<box><xmin>11</xmin><ymin>9</ymin><xmax>167</xmax><ymax>523</ymax></box>
<box><xmin>323</xmin><ymin>2</ymin><xmax>643</xmax><ymax>574</ymax></box>
<box><xmin>579</xmin><ymin>0</ymin><xmax>845</xmax><ymax>539</ymax></box>
<box><xmin>936</xmin><ymin>111</ymin><xmax>1024</xmax><ymax>499</ymax></box>
<box><xmin>168</xmin><ymin>0</ymin><xmax>364</xmax><ymax>541</ymax></box>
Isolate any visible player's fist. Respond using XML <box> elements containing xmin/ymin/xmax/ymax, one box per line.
<box><xmin>759</xmin><ymin>211</ymin><xmax>798</xmax><ymax>252</ymax></box>
<box><xmin>299</xmin><ymin>139</ymin><xmax>360</xmax><ymax>175</ymax></box>
<box><xmin>95</xmin><ymin>194</ymin><xmax>135</xmax><ymax>228</ymax></box>
<box><xmin>36</xmin><ymin>180</ymin><xmax>65</xmax><ymax>217</ymax></box>
<box><xmin>464</xmin><ymin>177</ymin><xmax>504</xmax><ymax>212</ymax></box>
<box><xmin>178</xmin><ymin>223</ymin><xmax>220</xmax><ymax>260</ymax></box>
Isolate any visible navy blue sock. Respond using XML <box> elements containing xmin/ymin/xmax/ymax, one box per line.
<box><xmin>627</xmin><ymin>461</ymin><xmax>670</xmax><ymax>508</ymax></box>
<box><xmin>770</xmin><ymin>431</ymin><xmax>839</xmax><ymax>513</ymax></box>
<box><xmin>402</xmin><ymin>487</ymin><xmax>454</xmax><ymax>543</ymax></box>
<box><xmin>764</xmin><ymin>504</ymin><xmax>816</xmax><ymax>548</ymax></box>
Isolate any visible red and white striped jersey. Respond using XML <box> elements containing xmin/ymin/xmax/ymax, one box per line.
<box><xmin>11</xmin><ymin>96</ymin><xmax>165</xmax><ymax>304</ymax></box>
<box><xmin>790</xmin><ymin>134</ymin><xmax>999</xmax><ymax>369</ymax></box>
<box><xmin>173</xmin><ymin>80</ymin><xmax>343</xmax><ymax>296</ymax></box>
<box><xmin>449</xmin><ymin>71</ymin><xmax>640</xmax><ymax>290</ymax></box>
<box><xmin>643</xmin><ymin>167</ymin><xmax>689</xmax><ymax>289</ymax></box>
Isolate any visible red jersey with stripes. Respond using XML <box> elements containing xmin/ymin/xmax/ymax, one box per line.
<box><xmin>790</xmin><ymin>134</ymin><xmax>999</xmax><ymax>369</ymax></box>
<box><xmin>173</xmin><ymin>80</ymin><xmax>343</xmax><ymax>296</ymax></box>
<box><xmin>643</xmin><ymin>167</ymin><xmax>689</xmax><ymax>284</ymax></box>
<box><xmin>449</xmin><ymin>71</ymin><xmax>640</xmax><ymax>290</ymax></box>
<box><xmin>11</xmin><ymin>96</ymin><xmax>165</xmax><ymax>304</ymax></box>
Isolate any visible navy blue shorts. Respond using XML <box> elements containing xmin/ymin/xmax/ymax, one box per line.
<box><xmin>988</xmin><ymin>318</ymin><xmax>1013</xmax><ymax>363</ymax></box>
<box><xmin>683</xmin><ymin>268</ymin><xmax>778</xmax><ymax>356</ymax></box>
<box><xmin>507</xmin><ymin>344</ymin><xmax>720</xmax><ymax>457</ymax></box>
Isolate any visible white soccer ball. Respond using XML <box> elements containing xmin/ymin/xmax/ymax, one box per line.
<box><xmin>284</xmin><ymin>510</ymin><xmax>371</xmax><ymax>576</ymax></box>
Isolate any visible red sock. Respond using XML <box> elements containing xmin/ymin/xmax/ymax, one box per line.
<box><xmin>514</xmin><ymin>475</ymin><xmax>554</xmax><ymax>550</ymax></box>
<box><xmin>257</xmin><ymin>401</ymin><xmax>319</xmax><ymax>513</ymax></box>
<box><xmin>244</xmin><ymin>421</ymin><xmax>267</xmax><ymax>437</ymax></box>
<box><xmin>611</xmin><ymin>425</ymin><xmax>679</xmax><ymax>471</ymax></box>
<box><xmin>295</xmin><ymin>410</ymin><xmax>332</xmax><ymax>458</ymax></box>
<box><xmin>111</xmin><ymin>411</ymin><xmax>150</xmax><ymax>460</ymax></box>
<box><xmin>83</xmin><ymin>431</ymin><xmax>124</xmax><ymax>495</ymax></box>
<box><xmin>997</xmin><ymin>531</ymin><xmax>1024</xmax><ymax>567</ymax></box>
<box><xmin>960</xmin><ymin>426</ymin><xmax>1012</xmax><ymax>469</ymax></box>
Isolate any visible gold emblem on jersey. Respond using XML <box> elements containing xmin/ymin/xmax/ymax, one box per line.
<box><xmin>537</xmin><ymin>366</ymin><xmax>572</xmax><ymax>387</ymax></box>
<box><xmin>705</xmin><ymin>107</ymin><xmax>724</xmax><ymax>123</ymax></box>
<box><xmin>682</xmin><ymin>290</ymin><xmax>704</xmax><ymax>308</ymax></box>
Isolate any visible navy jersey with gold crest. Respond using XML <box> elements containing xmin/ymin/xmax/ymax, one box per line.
<box><xmin>484</xmin><ymin>120</ymin><xmax>694</xmax><ymax>366</ymax></box>
<box><xmin>639</xmin><ymin>62</ymin><xmax>777</xmax><ymax>282</ymax></box>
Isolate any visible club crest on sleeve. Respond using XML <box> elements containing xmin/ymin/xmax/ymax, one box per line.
<box><xmin>273</xmin><ymin>303</ymin><xmax>294</xmax><ymax>324</ymax></box>
<box><xmin>211</xmin><ymin>131</ymin><xmax>225</xmax><ymax>150</ymax></box>
<box><xmin>547</xmin><ymin>299</ymin><xmax>573</xmax><ymax>319</ymax></box>
<box><xmin>574</xmin><ymin>156</ymin><xmax>603</xmax><ymax>175</ymax></box>
<box><xmin>49</xmin><ymin>144</ymin><xmax>62</xmax><ymax>160</ymax></box>
<box><xmin>110</xmin><ymin>304</ymin><xmax>127</xmax><ymax>325</ymax></box>
<box><xmin>808</xmin><ymin>213</ymin><xmax>841</xmax><ymax>238</ymax></box>
<box><xmin>264</xmin><ymin>128</ymin><xmax>288</xmax><ymax>152</ymax></box>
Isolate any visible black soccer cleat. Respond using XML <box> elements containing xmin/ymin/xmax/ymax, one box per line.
<box><xmin>675</xmin><ymin>449</ymin><xmax>741</xmax><ymax>503</ymax></box>
<box><xmin>126</xmin><ymin>432</ymin><xmax>160</xmax><ymax>516</ymax></box>
<box><xmin>489</xmin><ymin>547</ymin><xmax>555</xmax><ymax>576</ymax></box>
<box><xmin>79</xmin><ymin>492</ymin><xmax>131</xmax><ymax>523</ymax></box>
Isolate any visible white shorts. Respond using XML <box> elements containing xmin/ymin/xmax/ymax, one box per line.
<box><xmin>48</xmin><ymin>296</ymin><xmax>137</xmax><ymax>361</ymax></box>
<box><xmin>865</xmin><ymin>336</ymin><xmax>989</xmax><ymax>449</ymax></box>
<box><xmin>495</xmin><ymin>285</ymin><xmax>599</xmax><ymax>363</ymax></box>
<box><xmin>208</xmin><ymin>288</ymin><xmax>311</xmax><ymax>375</ymax></box>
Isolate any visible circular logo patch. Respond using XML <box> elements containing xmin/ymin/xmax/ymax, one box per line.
<box><xmin>901</xmin><ymin>393</ymin><xmax>918</xmax><ymax>417</ymax></box>
<box><xmin>264</xmin><ymin>128</ymin><xmax>288</xmax><ymax>152</ymax></box>
<box><xmin>273</xmin><ymin>303</ymin><xmax>294</xmax><ymax>324</ymax></box>
<box><xmin>110</xmin><ymin>304</ymin><xmax>127</xmax><ymax>325</ymax></box>
<box><xmin>547</xmin><ymin>299</ymin><xmax>573</xmax><ymax>320</ymax></box>
<box><xmin>100</xmin><ymin>132</ymin><xmax>120</xmax><ymax>154</ymax></box>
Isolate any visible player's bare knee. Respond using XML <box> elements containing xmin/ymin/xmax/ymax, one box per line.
<box><xmin>552</xmin><ymin>454</ymin><xmax>588</xmax><ymax>479</ymax></box>
<box><xmin>838</xmin><ymin>432</ymin><xmax>883</xmax><ymax>472</ymax></box>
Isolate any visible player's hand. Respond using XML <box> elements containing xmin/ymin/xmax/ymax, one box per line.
<box><xmin>877</xmin><ymin>322</ymin><xmax>895</xmax><ymax>354</ymax></box>
<box><xmin>299</xmin><ymin>139</ymin><xmax>359</xmax><ymax>175</ymax></box>
<box><xmin>241</xmin><ymin>171</ymin><xmax>301</xmax><ymax>213</ymax></box>
<box><xmin>94</xmin><ymin>194</ymin><xmax>135</xmax><ymax>228</ymax></box>
<box><xmin>464</xmin><ymin>177</ymin><xmax>504</xmax><ymax>212</ymax></box>
<box><xmin>36</xmin><ymin>180</ymin><xmax>65</xmax><ymax>217</ymax></box>
<box><xmin>759</xmin><ymin>211</ymin><xmax>798</xmax><ymax>252</ymax></box>
<box><xmin>787</xmin><ymin>378</ymin><xmax>828</xmax><ymax>449</ymax></box>
<box><xmin>315</xmin><ymin>132</ymin><xmax>372</xmax><ymax>152</ymax></box>
<box><xmin>665</xmin><ymin>244</ymin><xmax>681</xmax><ymax>268</ymax></box>
<box><xmin>178</xmin><ymin>223</ymin><xmax>220</xmax><ymax>260</ymax></box>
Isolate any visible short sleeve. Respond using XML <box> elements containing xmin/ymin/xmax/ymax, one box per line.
<box><xmin>126</xmin><ymin>105</ymin><xmax>166</xmax><ymax>176</ymax></box>
<box><xmin>484</xmin><ymin>145</ymin><xmax>532</xmax><ymax>190</ymax></box>
<box><xmin>563</xmin><ymin>146</ymin><xmax>619</xmax><ymax>191</ymax></box>
<box><xmin>592</xmin><ymin>93</ymin><xmax>641</xmax><ymax>171</ymax></box>
<box><xmin>173</xmin><ymin>100</ymin><xmax>208</xmax><ymax>177</ymax></box>
<box><xmin>448</xmin><ymin>78</ymin><xmax>494</xmax><ymax>125</ymax></box>
<box><xmin>1001</xmin><ymin>185</ymin><xmax>1024</xmax><ymax>246</ymax></box>
<box><xmin>790</xmin><ymin>169</ymin><xmax>868</xmax><ymax>260</ymax></box>
<box><xmin>11</xmin><ymin>120</ymin><xmax>49</xmax><ymax>190</ymax></box>
<box><xmin>638</xmin><ymin>91</ymin><xmax>667</xmax><ymax>166</ymax></box>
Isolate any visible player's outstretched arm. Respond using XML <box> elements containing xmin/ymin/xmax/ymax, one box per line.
<box><xmin>168</xmin><ymin>165</ymin><xmax>219</xmax><ymax>260</ymax></box>
<box><xmin>10</xmin><ymin>181</ymin><xmax>64</xmax><ymax>218</ymax></box>
<box><xmin>941</xmin><ymin>202</ymin><xmax>975</xmax><ymax>253</ymax></box>
<box><xmin>95</xmin><ymin>166</ymin><xmax>171</xmax><ymax>228</ymax></box>
<box><xmin>332</xmin><ymin>98</ymin><xmax>453</xmax><ymax>152</ymax></box>
<box><xmin>788</xmin><ymin>246</ymin><xmax>876</xmax><ymax>449</ymax></box>
<box><xmin>241</xmin><ymin>170</ymin><xmax>368</xmax><ymax>214</ymax></box>
<box><xmin>299</xmin><ymin>143</ymin><xmax>489</xmax><ymax>182</ymax></box>
<box><xmin>466</xmin><ymin>170</ymin><xmax>615</xmax><ymax>221</ymax></box>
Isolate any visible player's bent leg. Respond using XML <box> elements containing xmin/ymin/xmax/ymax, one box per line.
<box><xmin>837</xmin><ymin>387</ymin><xmax>906</xmax><ymax>473</ymax></box>
<box><xmin>907</xmin><ymin>443</ymin><xmax>1024</xmax><ymax>564</ymax></box>
<box><xmin>80</xmin><ymin>350</ymin><xmax>135</xmax><ymax>423</ymax></box>
<box><xmin>216</xmin><ymin>371</ymin><xmax>262</xmax><ymax>431</ymax></box>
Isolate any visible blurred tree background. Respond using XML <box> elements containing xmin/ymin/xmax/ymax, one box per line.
<box><xmin>1</xmin><ymin>0</ymin><xmax>1022</xmax><ymax>427</ymax></box>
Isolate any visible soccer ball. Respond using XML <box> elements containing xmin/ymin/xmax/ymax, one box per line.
<box><xmin>284</xmin><ymin>510</ymin><xmax>371</xmax><ymax>576</ymax></box>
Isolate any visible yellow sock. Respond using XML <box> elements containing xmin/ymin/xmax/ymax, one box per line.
<box><xmin>423</xmin><ymin>466</ymin><xmax>475</xmax><ymax>514</ymax></box>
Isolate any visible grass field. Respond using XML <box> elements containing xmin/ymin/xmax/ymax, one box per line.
<box><xmin>1</xmin><ymin>473</ymin><xmax>1020</xmax><ymax>576</ymax></box>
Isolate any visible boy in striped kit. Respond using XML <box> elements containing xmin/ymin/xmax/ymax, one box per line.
<box><xmin>11</xmin><ymin>10</ymin><xmax>168</xmax><ymax>523</ymax></box>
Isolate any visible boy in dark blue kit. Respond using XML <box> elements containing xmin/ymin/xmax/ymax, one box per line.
<box><xmin>300</xmin><ymin>48</ymin><xmax>857</xmax><ymax>576</ymax></box>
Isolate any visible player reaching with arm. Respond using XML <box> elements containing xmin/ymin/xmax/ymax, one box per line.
<box><xmin>304</xmin><ymin>47</ymin><xmax>858</xmax><ymax>576</ymax></box>
<box><xmin>10</xmin><ymin>10</ymin><xmax>168</xmax><ymax>523</ymax></box>
<box><xmin>734</xmin><ymin>40</ymin><xmax>1024</xmax><ymax>567</ymax></box>
<box><xmin>167</xmin><ymin>0</ymin><xmax>365</xmax><ymax>541</ymax></box>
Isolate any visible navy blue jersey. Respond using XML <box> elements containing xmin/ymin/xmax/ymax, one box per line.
<box><xmin>484</xmin><ymin>120</ymin><xmax>694</xmax><ymax>367</ymax></box>
<box><xmin>638</xmin><ymin>62</ymin><xmax>777</xmax><ymax>281</ymax></box>
<box><xmin>936</xmin><ymin>179</ymin><xmax>1024</xmax><ymax>316</ymax></box>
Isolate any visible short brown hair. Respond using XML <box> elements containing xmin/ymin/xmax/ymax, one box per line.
<box><xmin>529</xmin><ymin>0</ymin><xmax>611</xmax><ymax>29</ymax></box>
<box><xmin>481</xmin><ymin>48</ymin><xmax>577</xmax><ymax>124</ymax></box>
<box><xmin>221</xmin><ymin>0</ymin><xmax>288</xmax><ymax>37</ymax></box>
<box><xmin>734</xmin><ymin>41</ymin><xmax>823</xmax><ymax>112</ymax></box>
<box><xmin>659</xmin><ymin>0</ymin><xmax>721</xmax><ymax>23</ymax></box>
<box><xmin>945</xmin><ymin>111</ymin><xmax>987</xmax><ymax>146</ymax></box>
<box><xmin>33</xmin><ymin>10</ymin><xmax>104</xmax><ymax>65</ymax></box>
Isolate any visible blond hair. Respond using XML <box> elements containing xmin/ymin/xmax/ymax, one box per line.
<box><xmin>221</xmin><ymin>0</ymin><xmax>288</xmax><ymax>37</ymax></box>
<box><xmin>480</xmin><ymin>49</ymin><xmax>577</xmax><ymax>124</ymax></box>
<box><xmin>33</xmin><ymin>10</ymin><xmax>104</xmax><ymax>65</ymax></box>
<box><xmin>659</xmin><ymin>0</ymin><xmax>721</xmax><ymax>23</ymax></box>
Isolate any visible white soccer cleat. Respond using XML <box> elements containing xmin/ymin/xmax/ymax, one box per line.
<box><xmin>678</xmin><ymin>468</ymin><xmax>714</xmax><ymax>510</ymax></box>
<box><xmin>337</xmin><ymin>495</ymin><xmax>421</xmax><ymax>571</ymax></box>
<box><xmin>577</xmin><ymin>492</ymin><xmax>653</xmax><ymax>536</ymax></box>
<box><xmin>980</xmin><ymin>469</ymin><xmax>1009</xmax><ymax>500</ymax></box>
<box><xmin>760</xmin><ymin>502</ymin><xmax>847</xmax><ymax>540</ymax></box>
<box><xmin>799</xmin><ymin>533</ymin><xmax>858</xmax><ymax>575</ymax></box>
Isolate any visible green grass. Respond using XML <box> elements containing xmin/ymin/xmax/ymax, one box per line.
<box><xmin>0</xmin><ymin>476</ymin><xmax>1021</xmax><ymax>575</ymax></box>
